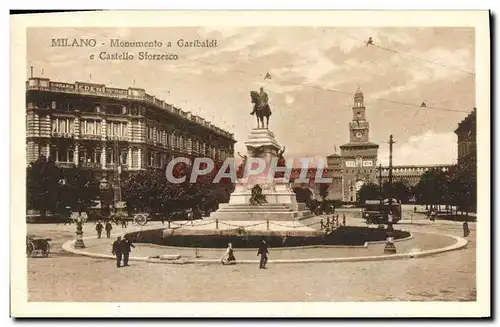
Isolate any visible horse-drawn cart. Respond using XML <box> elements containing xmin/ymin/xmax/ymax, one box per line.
<box><xmin>26</xmin><ymin>237</ymin><xmax>51</xmax><ymax>258</ymax></box>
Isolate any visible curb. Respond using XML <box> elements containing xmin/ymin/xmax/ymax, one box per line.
<box><xmin>62</xmin><ymin>231</ymin><xmax>467</xmax><ymax>265</ymax></box>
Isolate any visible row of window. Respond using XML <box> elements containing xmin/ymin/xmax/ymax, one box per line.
<box><xmin>50</xmin><ymin>118</ymin><xmax>129</xmax><ymax>137</ymax></box>
<box><xmin>458</xmin><ymin>141</ymin><xmax>475</xmax><ymax>159</ymax></box>
<box><xmin>30</xmin><ymin>101</ymin><xmax>144</xmax><ymax>116</ymax></box>
<box><xmin>345</xmin><ymin>169</ymin><xmax>375</xmax><ymax>174</ymax></box>
<box><xmin>44</xmin><ymin>145</ymin><xmax>232</xmax><ymax>167</ymax></box>
<box><xmin>145</xmin><ymin>125</ymin><xmax>232</xmax><ymax>155</ymax></box>
<box><xmin>49</xmin><ymin>147</ymin><xmax>128</xmax><ymax>165</ymax></box>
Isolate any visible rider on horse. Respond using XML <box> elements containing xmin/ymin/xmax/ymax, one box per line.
<box><xmin>250</xmin><ymin>87</ymin><xmax>272</xmax><ymax>129</ymax></box>
<box><xmin>250</xmin><ymin>87</ymin><xmax>269</xmax><ymax>115</ymax></box>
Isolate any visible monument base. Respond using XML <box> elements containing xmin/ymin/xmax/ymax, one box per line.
<box><xmin>211</xmin><ymin>128</ymin><xmax>312</xmax><ymax>223</ymax></box>
<box><xmin>210</xmin><ymin>203</ymin><xmax>312</xmax><ymax>221</ymax></box>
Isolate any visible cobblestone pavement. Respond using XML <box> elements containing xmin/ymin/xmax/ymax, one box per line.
<box><xmin>26</xmin><ymin>218</ymin><xmax>476</xmax><ymax>302</ymax></box>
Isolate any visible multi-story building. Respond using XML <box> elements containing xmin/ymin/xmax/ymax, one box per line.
<box><xmin>25</xmin><ymin>78</ymin><xmax>237</xmax><ymax>188</ymax></box>
<box><xmin>378</xmin><ymin>164</ymin><xmax>452</xmax><ymax>187</ymax></box>
<box><xmin>454</xmin><ymin>107</ymin><xmax>476</xmax><ymax>168</ymax></box>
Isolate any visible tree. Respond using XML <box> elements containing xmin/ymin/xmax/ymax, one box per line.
<box><xmin>26</xmin><ymin>156</ymin><xmax>63</xmax><ymax>217</ymax></box>
<box><xmin>391</xmin><ymin>181</ymin><xmax>411</xmax><ymax>203</ymax></box>
<box><xmin>357</xmin><ymin>182</ymin><xmax>381</xmax><ymax>203</ymax></box>
<box><xmin>413</xmin><ymin>169</ymin><xmax>449</xmax><ymax>209</ymax></box>
<box><xmin>121</xmin><ymin>161</ymin><xmax>235</xmax><ymax>215</ymax></box>
<box><xmin>293</xmin><ymin>187</ymin><xmax>313</xmax><ymax>203</ymax></box>
<box><xmin>318</xmin><ymin>183</ymin><xmax>330</xmax><ymax>201</ymax></box>
<box><xmin>63</xmin><ymin>168</ymin><xmax>100</xmax><ymax>212</ymax></box>
<box><xmin>27</xmin><ymin>156</ymin><xmax>100</xmax><ymax>217</ymax></box>
<box><xmin>446</xmin><ymin>162</ymin><xmax>476</xmax><ymax>214</ymax></box>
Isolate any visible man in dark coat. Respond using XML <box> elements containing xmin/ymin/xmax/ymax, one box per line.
<box><xmin>257</xmin><ymin>240</ymin><xmax>269</xmax><ymax>269</ymax></box>
<box><xmin>95</xmin><ymin>221</ymin><xmax>104</xmax><ymax>239</ymax></box>
<box><xmin>105</xmin><ymin>221</ymin><xmax>113</xmax><ymax>238</ymax></box>
<box><xmin>112</xmin><ymin>236</ymin><xmax>122</xmax><ymax>268</ymax></box>
<box><xmin>463</xmin><ymin>221</ymin><xmax>470</xmax><ymax>237</ymax></box>
<box><xmin>120</xmin><ymin>237</ymin><xmax>135</xmax><ymax>267</ymax></box>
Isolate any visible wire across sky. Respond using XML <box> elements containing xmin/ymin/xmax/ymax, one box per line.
<box><xmin>31</xmin><ymin>27</ymin><xmax>474</xmax><ymax>115</ymax></box>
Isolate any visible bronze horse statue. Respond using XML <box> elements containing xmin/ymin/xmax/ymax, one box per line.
<box><xmin>250</xmin><ymin>91</ymin><xmax>272</xmax><ymax>129</ymax></box>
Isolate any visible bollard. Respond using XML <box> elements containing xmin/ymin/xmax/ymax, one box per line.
<box><xmin>266</xmin><ymin>219</ymin><xmax>270</xmax><ymax>230</ymax></box>
<box><xmin>167</xmin><ymin>219</ymin><xmax>171</xmax><ymax>229</ymax></box>
<box><xmin>343</xmin><ymin>214</ymin><xmax>346</xmax><ymax>226</ymax></box>
<box><xmin>216</xmin><ymin>219</ymin><xmax>219</xmax><ymax>229</ymax></box>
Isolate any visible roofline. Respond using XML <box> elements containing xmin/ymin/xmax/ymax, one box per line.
<box><xmin>380</xmin><ymin>164</ymin><xmax>454</xmax><ymax>169</ymax></box>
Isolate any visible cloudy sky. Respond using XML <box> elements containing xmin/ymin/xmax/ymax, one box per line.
<box><xmin>27</xmin><ymin>27</ymin><xmax>475</xmax><ymax>166</ymax></box>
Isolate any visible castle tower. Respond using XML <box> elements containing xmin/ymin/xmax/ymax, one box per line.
<box><xmin>339</xmin><ymin>88</ymin><xmax>379</xmax><ymax>202</ymax></box>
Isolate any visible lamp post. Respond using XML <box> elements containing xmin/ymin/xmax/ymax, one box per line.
<box><xmin>99</xmin><ymin>177</ymin><xmax>111</xmax><ymax>217</ymax></box>
<box><xmin>384</xmin><ymin>134</ymin><xmax>396</xmax><ymax>254</ymax></box>
<box><xmin>74</xmin><ymin>211</ymin><xmax>86</xmax><ymax>248</ymax></box>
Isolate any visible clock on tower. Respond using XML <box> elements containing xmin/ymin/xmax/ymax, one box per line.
<box><xmin>349</xmin><ymin>88</ymin><xmax>370</xmax><ymax>143</ymax></box>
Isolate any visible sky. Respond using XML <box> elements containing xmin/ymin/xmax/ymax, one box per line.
<box><xmin>26</xmin><ymin>26</ymin><xmax>475</xmax><ymax>166</ymax></box>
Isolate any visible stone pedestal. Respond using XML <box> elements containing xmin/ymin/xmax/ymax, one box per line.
<box><xmin>211</xmin><ymin>128</ymin><xmax>311</xmax><ymax>222</ymax></box>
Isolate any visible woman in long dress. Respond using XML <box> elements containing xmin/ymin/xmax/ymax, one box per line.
<box><xmin>221</xmin><ymin>242</ymin><xmax>236</xmax><ymax>265</ymax></box>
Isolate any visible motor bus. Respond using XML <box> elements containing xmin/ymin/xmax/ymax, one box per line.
<box><xmin>360</xmin><ymin>198</ymin><xmax>402</xmax><ymax>225</ymax></box>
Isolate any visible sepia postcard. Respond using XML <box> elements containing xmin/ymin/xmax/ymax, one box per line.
<box><xmin>10</xmin><ymin>10</ymin><xmax>490</xmax><ymax>318</ymax></box>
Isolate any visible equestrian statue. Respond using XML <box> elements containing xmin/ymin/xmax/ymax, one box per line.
<box><xmin>250</xmin><ymin>87</ymin><xmax>272</xmax><ymax>129</ymax></box>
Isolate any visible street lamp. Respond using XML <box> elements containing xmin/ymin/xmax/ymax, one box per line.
<box><xmin>384</xmin><ymin>210</ymin><xmax>396</xmax><ymax>254</ymax></box>
<box><xmin>74</xmin><ymin>211</ymin><xmax>86</xmax><ymax>249</ymax></box>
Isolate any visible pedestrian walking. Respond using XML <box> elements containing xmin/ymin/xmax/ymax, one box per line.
<box><xmin>463</xmin><ymin>221</ymin><xmax>470</xmax><ymax>237</ymax></box>
<box><xmin>95</xmin><ymin>221</ymin><xmax>104</xmax><ymax>239</ymax></box>
<box><xmin>257</xmin><ymin>240</ymin><xmax>269</xmax><ymax>269</ymax></box>
<box><xmin>120</xmin><ymin>237</ymin><xmax>135</xmax><ymax>267</ymax></box>
<box><xmin>121</xmin><ymin>217</ymin><xmax>127</xmax><ymax>228</ymax></box>
<box><xmin>221</xmin><ymin>242</ymin><xmax>236</xmax><ymax>265</ymax></box>
<box><xmin>105</xmin><ymin>220</ymin><xmax>113</xmax><ymax>238</ymax></box>
<box><xmin>112</xmin><ymin>236</ymin><xmax>122</xmax><ymax>268</ymax></box>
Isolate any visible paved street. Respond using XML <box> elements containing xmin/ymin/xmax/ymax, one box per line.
<box><xmin>26</xmin><ymin>217</ymin><xmax>476</xmax><ymax>302</ymax></box>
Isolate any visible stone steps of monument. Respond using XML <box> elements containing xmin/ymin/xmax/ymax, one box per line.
<box><xmin>220</xmin><ymin>203</ymin><xmax>293</xmax><ymax>209</ymax></box>
<box><xmin>217</xmin><ymin>204</ymin><xmax>296</xmax><ymax>212</ymax></box>
<box><xmin>216</xmin><ymin>208</ymin><xmax>296</xmax><ymax>213</ymax></box>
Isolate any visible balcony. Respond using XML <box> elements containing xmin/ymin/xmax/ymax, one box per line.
<box><xmin>51</xmin><ymin>132</ymin><xmax>75</xmax><ymax>139</ymax></box>
<box><xmin>55</xmin><ymin>162</ymin><xmax>76</xmax><ymax>169</ymax></box>
<box><xmin>106</xmin><ymin>135</ymin><xmax>129</xmax><ymax>142</ymax></box>
<box><xmin>105</xmin><ymin>163</ymin><xmax>128</xmax><ymax>170</ymax></box>
<box><xmin>80</xmin><ymin>134</ymin><xmax>102</xmax><ymax>141</ymax></box>
<box><xmin>80</xmin><ymin>162</ymin><xmax>102</xmax><ymax>169</ymax></box>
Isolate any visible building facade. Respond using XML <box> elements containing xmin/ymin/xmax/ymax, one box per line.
<box><xmin>378</xmin><ymin>164</ymin><xmax>452</xmax><ymax>187</ymax></box>
<box><xmin>454</xmin><ymin>107</ymin><xmax>476</xmax><ymax>168</ymax></box>
<box><xmin>26</xmin><ymin>78</ymin><xmax>236</xmax><ymax>189</ymax></box>
<box><xmin>336</xmin><ymin>89</ymin><xmax>379</xmax><ymax>202</ymax></box>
